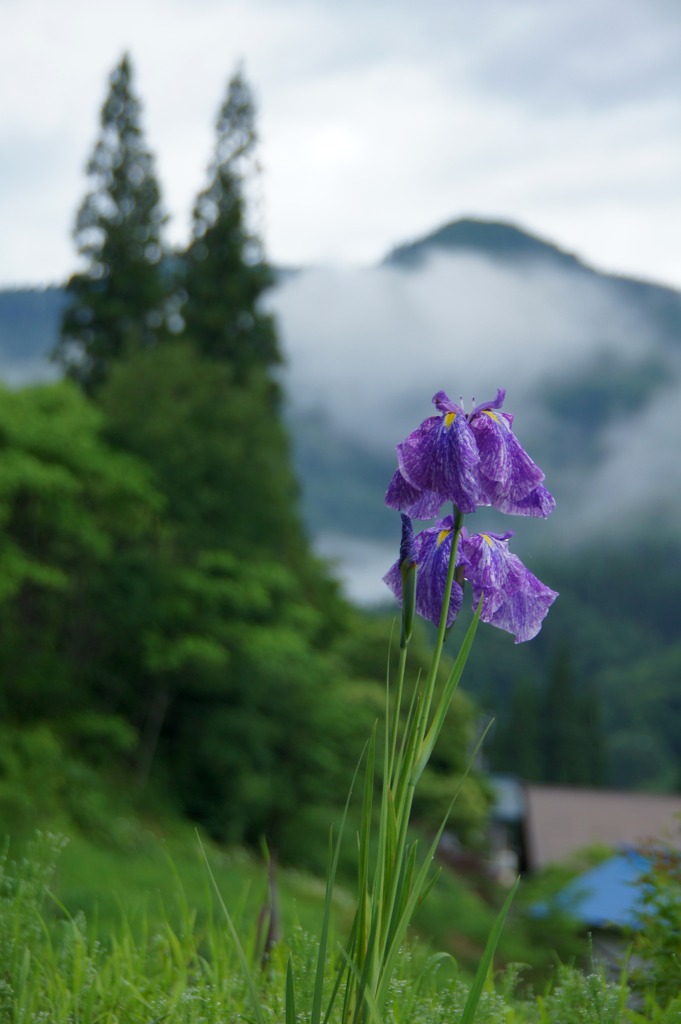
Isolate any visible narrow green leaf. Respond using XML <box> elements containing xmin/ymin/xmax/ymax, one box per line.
<box><xmin>338</xmin><ymin>945</ymin><xmax>385</xmax><ymax>1024</ymax></box>
<box><xmin>285</xmin><ymin>957</ymin><xmax>297</xmax><ymax>1024</ymax></box>
<box><xmin>412</xmin><ymin>603</ymin><xmax>481</xmax><ymax>785</ymax></box>
<box><xmin>316</xmin><ymin>744</ymin><xmax>367</xmax><ymax>1024</ymax></box>
<box><xmin>197</xmin><ymin>833</ymin><xmax>267</xmax><ymax>1024</ymax></box>
<box><xmin>459</xmin><ymin>878</ymin><xmax>519</xmax><ymax>1024</ymax></box>
<box><xmin>376</xmin><ymin>721</ymin><xmax>493</xmax><ymax>1011</ymax></box>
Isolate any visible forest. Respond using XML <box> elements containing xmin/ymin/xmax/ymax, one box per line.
<box><xmin>0</xmin><ymin>55</ymin><xmax>493</xmax><ymax>867</ymax></box>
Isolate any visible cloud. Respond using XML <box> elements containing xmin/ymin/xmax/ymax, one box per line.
<box><xmin>461</xmin><ymin>0</ymin><xmax>681</xmax><ymax>111</ymax></box>
<box><xmin>270</xmin><ymin>246</ymin><xmax>681</xmax><ymax>596</ymax></box>
<box><xmin>2</xmin><ymin>0</ymin><xmax>681</xmax><ymax>286</ymax></box>
<box><xmin>272</xmin><ymin>251</ymin><xmax>654</xmax><ymax>448</ymax></box>
<box><xmin>567</xmin><ymin>377</ymin><xmax>681</xmax><ymax>539</ymax></box>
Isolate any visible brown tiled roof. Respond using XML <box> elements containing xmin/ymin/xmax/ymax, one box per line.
<box><xmin>523</xmin><ymin>784</ymin><xmax>681</xmax><ymax>870</ymax></box>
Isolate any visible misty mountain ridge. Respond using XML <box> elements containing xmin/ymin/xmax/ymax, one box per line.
<box><xmin>384</xmin><ymin>217</ymin><xmax>588</xmax><ymax>272</ymax></box>
<box><xmin>2</xmin><ymin>217</ymin><xmax>681</xmax><ymax>602</ymax></box>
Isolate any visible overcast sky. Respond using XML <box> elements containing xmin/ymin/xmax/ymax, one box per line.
<box><xmin>2</xmin><ymin>0</ymin><xmax>681</xmax><ymax>289</ymax></box>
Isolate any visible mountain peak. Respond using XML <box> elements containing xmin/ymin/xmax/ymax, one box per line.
<box><xmin>383</xmin><ymin>217</ymin><xmax>585</xmax><ymax>271</ymax></box>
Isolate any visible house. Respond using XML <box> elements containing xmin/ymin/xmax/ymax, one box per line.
<box><xmin>523</xmin><ymin>784</ymin><xmax>681</xmax><ymax>871</ymax></box>
<box><xmin>535</xmin><ymin>848</ymin><xmax>653</xmax><ymax>968</ymax></box>
<box><xmin>489</xmin><ymin>777</ymin><xmax>681</xmax><ymax>874</ymax></box>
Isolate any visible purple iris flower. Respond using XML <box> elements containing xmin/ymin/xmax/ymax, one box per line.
<box><xmin>385</xmin><ymin>389</ymin><xmax>554</xmax><ymax>519</ymax></box>
<box><xmin>461</xmin><ymin>531</ymin><xmax>558</xmax><ymax>643</ymax></box>
<box><xmin>383</xmin><ymin>522</ymin><xmax>558</xmax><ymax>643</ymax></box>
<box><xmin>467</xmin><ymin>392</ymin><xmax>555</xmax><ymax>517</ymax></box>
<box><xmin>389</xmin><ymin>395</ymin><xmax>481</xmax><ymax>515</ymax></box>
<box><xmin>383</xmin><ymin>514</ymin><xmax>465</xmax><ymax>628</ymax></box>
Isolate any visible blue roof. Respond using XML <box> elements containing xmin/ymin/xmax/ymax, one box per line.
<box><xmin>550</xmin><ymin>850</ymin><xmax>651</xmax><ymax>929</ymax></box>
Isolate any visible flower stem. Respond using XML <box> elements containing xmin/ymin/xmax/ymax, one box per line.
<box><xmin>417</xmin><ymin>504</ymin><xmax>465</xmax><ymax>746</ymax></box>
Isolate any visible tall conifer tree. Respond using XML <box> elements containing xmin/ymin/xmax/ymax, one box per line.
<box><xmin>181</xmin><ymin>70</ymin><xmax>280</xmax><ymax>380</ymax></box>
<box><xmin>55</xmin><ymin>54</ymin><xmax>167</xmax><ymax>393</ymax></box>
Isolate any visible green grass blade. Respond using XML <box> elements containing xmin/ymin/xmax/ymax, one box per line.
<box><xmin>286</xmin><ymin>957</ymin><xmax>297</xmax><ymax>1024</ymax></box>
<box><xmin>315</xmin><ymin>743</ymin><xmax>367</xmax><ymax>1024</ymax></box>
<box><xmin>377</xmin><ymin>721</ymin><xmax>493</xmax><ymax>1011</ymax></box>
<box><xmin>459</xmin><ymin>877</ymin><xmax>519</xmax><ymax>1024</ymax></box>
<box><xmin>197</xmin><ymin>832</ymin><xmax>267</xmax><ymax>1024</ymax></box>
<box><xmin>338</xmin><ymin>944</ymin><xmax>385</xmax><ymax>1024</ymax></box>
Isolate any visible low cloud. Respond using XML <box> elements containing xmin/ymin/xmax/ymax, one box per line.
<box><xmin>270</xmin><ymin>248</ymin><xmax>681</xmax><ymax>583</ymax></box>
<box><xmin>273</xmin><ymin>250</ymin><xmax>660</xmax><ymax>442</ymax></box>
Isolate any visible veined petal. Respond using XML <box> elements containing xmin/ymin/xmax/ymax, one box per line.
<box><xmin>416</xmin><ymin>519</ymin><xmax>464</xmax><ymax>627</ymax></box>
<box><xmin>486</xmin><ymin>483</ymin><xmax>556</xmax><ymax>518</ymax></box>
<box><xmin>385</xmin><ymin>467</ymin><xmax>444</xmax><ymax>519</ymax></box>
<box><xmin>462</xmin><ymin>532</ymin><xmax>558</xmax><ymax>643</ymax></box>
<box><xmin>383</xmin><ymin>515</ymin><xmax>465</xmax><ymax>628</ymax></box>
<box><xmin>471</xmin><ymin>409</ymin><xmax>545</xmax><ymax>501</ymax></box>
<box><xmin>461</xmin><ymin>530</ymin><xmax>514</xmax><ymax>594</ymax></box>
<box><xmin>432</xmin><ymin>391</ymin><xmax>465</xmax><ymax>415</ymax></box>
<box><xmin>397</xmin><ymin>409</ymin><xmax>480</xmax><ymax>514</ymax></box>
<box><xmin>470</xmin><ymin>389</ymin><xmax>506</xmax><ymax>417</ymax></box>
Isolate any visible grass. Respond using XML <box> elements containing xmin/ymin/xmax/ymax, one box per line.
<box><xmin>7</xmin><ymin>822</ymin><xmax>355</xmax><ymax>950</ymax></box>
<box><xmin>3</xmin><ymin>827</ymin><xmax>679</xmax><ymax>1019</ymax></box>
<box><xmin>3</xmin><ymin>831</ymin><xmax>679</xmax><ymax>1024</ymax></box>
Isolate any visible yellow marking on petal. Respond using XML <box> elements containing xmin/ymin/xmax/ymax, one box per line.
<box><xmin>481</xmin><ymin>533</ymin><xmax>494</xmax><ymax>547</ymax></box>
<box><xmin>437</xmin><ymin>528</ymin><xmax>452</xmax><ymax>547</ymax></box>
<box><xmin>444</xmin><ymin>412</ymin><xmax>456</xmax><ymax>428</ymax></box>
<box><xmin>482</xmin><ymin>410</ymin><xmax>499</xmax><ymax>422</ymax></box>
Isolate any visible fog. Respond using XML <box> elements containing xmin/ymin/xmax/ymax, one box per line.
<box><xmin>269</xmin><ymin>250</ymin><xmax>681</xmax><ymax>599</ymax></box>
<box><xmin>273</xmin><ymin>253</ymin><xmax>655</xmax><ymax>448</ymax></box>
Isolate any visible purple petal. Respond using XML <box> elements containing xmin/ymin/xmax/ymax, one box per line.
<box><xmin>383</xmin><ymin>558</ymin><xmax>403</xmax><ymax>601</ymax></box>
<box><xmin>432</xmin><ymin>391</ymin><xmax>464</xmax><ymax>415</ymax></box>
<box><xmin>462</xmin><ymin>532</ymin><xmax>558</xmax><ymax>642</ymax></box>
<box><xmin>416</xmin><ymin>520</ymin><xmax>464</xmax><ymax>627</ymax></box>
<box><xmin>385</xmin><ymin>468</ymin><xmax>444</xmax><ymax>519</ymax></box>
<box><xmin>487</xmin><ymin>483</ymin><xmax>556</xmax><ymax>518</ymax></box>
<box><xmin>471</xmin><ymin>410</ymin><xmax>545</xmax><ymax>497</ymax></box>
<box><xmin>383</xmin><ymin>516</ymin><xmax>465</xmax><ymax>628</ymax></box>
<box><xmin>397</xmin><ymin>411</ymin><xmax>480</xmax><ymax>515</ymax></box>
<box><xmin>470</xmin><ymin>389</ymin><xmax>506</xmax><ymax>417</ymax></box>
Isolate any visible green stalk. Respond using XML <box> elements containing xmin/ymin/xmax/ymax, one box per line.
<box><xmin>393</xmin><ymin>504</ymin><xmax>465</xmax><ymax>845</ymax></box>
<box><xmin>388</xmin><ymin>643</ymin><xmax>408</xmax><ymax>792</ymax></box>
<box><xmin>414</xmin><ymin>505</ymin><xmax>465</xmax><ymax>757</ymax></box>
<box><xmin>343</xmin><ymin>504</ymin><xmax>468</xmax><ymax>1024</ymax></box>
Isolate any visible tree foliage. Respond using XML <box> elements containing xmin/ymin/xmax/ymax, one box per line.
<box><xmin>0</xmin><ymin>381</ymin><xmax>162</xmax><ymax>739</ymax></box>
<box><xmin>54</xmin><ymin>54</ymin><xmax>167</xmax><ymax>393</ymax></box>
<box><xmin>98</xmin><ymin>343</ymin><xmax>307</xmax><ymax>564</ymax></box>
<box><xmin>179</xmin><ymin>70</ymin><xmax>281</xmax><ymax>380</ymax></box>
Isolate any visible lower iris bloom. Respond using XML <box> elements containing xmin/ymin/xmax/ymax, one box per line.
<box><xmin>383</xmin><ymin>514</ymin><xmax>465</xmax><ymax>628</ymax></box>
<box><xmin>461</xmin><ymin>531</ymin><xmax>558</xmax><ymax>643</ymax></box>
<box><xmin>383</xmin><ymin>518</ymin><xmax>558</xmax><ymax>643</ymax></box>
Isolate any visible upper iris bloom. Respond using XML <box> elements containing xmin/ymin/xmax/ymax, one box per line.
<box><xmin>383</xmin><ymin>518</ymin><xmax>558</xmax><ymax>643</ymax></box>
<box><xmin>385</xmin><ymin>389</ymin><xmax>555</xmax><ymax>519</ymax></box>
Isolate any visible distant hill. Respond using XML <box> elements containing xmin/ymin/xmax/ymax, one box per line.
<box><xmin>385</xmin><ymin>218</ymin><xmax>681</xmax><ymax>336</ymax></box>
<box><xmin>384</xmin><ymin>217</ymin><xmax>586</xmax><ymax>272</ymax></box>
<box><xmin>0</xmin><ymin>286</ymin><xmax>64</xmax><ymax>384</ymax></box>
